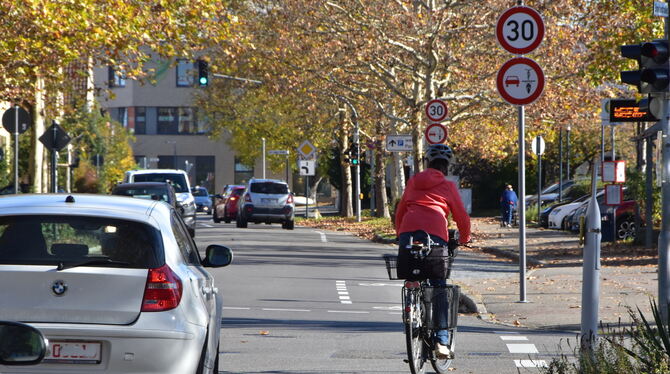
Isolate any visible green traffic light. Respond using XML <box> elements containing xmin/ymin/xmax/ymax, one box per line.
<box><xmin>352</xmin><ymin>159</ymin><xmax>359</xmax><ymax>165</ymax></box>
<box><xmin>199</xmin><ymin>77</ymin><xmax>208</xmax><ymax>86</ymax></box>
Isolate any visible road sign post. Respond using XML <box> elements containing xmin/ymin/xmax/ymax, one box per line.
<box><xmin>39</xmin><ymin>121</ymin><xmax>71</xmax><ymax>193</ymax></box>
<box><xmin>2</xmin><ymin>106</ymin><xmax>31</xmax><ymax>194</ymax></box>
<box><xmin>496</xmin><ymin>4</ymin><xmax>545</xmax><ymax>304</ymax></box>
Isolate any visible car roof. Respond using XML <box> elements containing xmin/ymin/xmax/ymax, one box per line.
<box><xmin>249</xmin><ymin>178</ymin><xmax>286</xmax><ymax>184</ymax></box>
<box><xmin>114</xmin><ymin>182</ymin><xmax>171</xmax><ymax>189</ymax></box>
<box><xmin>0</xmin><ymin>194</ymin><xmax>170</xmax><ymax>229</ymax></box>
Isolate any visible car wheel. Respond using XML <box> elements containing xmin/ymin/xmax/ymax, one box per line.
<box><xmin>285</xmin><ymin>220</ymin><xmax>294</xmax><ymax>230</ymax></box>
<box><xmin>617</xmin><ymin>217</ymin><xmax>636</xmax><ymax>241</ymax></box>
<box><xmin>224</xmin><ymin>217</ymin><xmax>231</xmax><ymax>224</ymax></box>
<box><xmin>235</xmin><ymin>218</ymin><xmax>241</xmax><ymax>228</ymax></box>
<box><xmin>238</xmin><ymin>216</ymin><xmax>248</xmax><ymax>228</ymax></box>
<box><xmin>212</xmin><ymin>211</ymin><xmax>221</xmax><ymax>223</ymax></box>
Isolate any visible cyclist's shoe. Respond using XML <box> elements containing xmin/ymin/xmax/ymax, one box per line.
<box><xmin>435</xmin><ymin>343</ymin><xmax>454</xmax><ymax>359</ymax></box>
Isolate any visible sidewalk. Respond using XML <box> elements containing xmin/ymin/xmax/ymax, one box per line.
<box><xmin>459</xmin><ymin>217</ymin><xmax>658</xmax><ymax>331</ymax></box>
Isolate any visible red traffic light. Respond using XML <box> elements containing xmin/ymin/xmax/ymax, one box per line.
<box><xmin>641</xmin><ymin>41</ymin><xmax>669</xmax><ymax>63</ymax></box>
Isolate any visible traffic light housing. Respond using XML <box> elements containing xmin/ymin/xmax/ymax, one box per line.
<box><xmin>620</xmin><ymin>40</ymin><xmax>669</xmax><ymax>93</ymax></box>
<box><xmin>351</xmin><ymin>143</ymin><xmax>359</xmax><ymax>165</ymax></box>
<box><xmin>196</xmin><ymin>59</ymin><xmax>209</xmax><ymax>86</ymax></box>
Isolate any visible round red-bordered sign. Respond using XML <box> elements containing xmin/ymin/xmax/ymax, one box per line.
<box><xmin>496</xmin><ymin>6</ymin><xmax>545</xmax><ymax>55</ymax></box>
<box><xmin>425</xmin><ymin>99</ymin><xmax>448</xmax><ymax>122</ymax></box>
<box><xmin>424</xmin><ymin>123</ymin><xmax>448</xmax><ymax>144</ymax></box>
<box><xmin>496</xmin><ymin>57</ymin><xmax>545</xmax><ymax>106</ymax></box>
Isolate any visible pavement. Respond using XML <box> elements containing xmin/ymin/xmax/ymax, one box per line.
<box><xmin>458</xmin><ymin>217</ymin><xmax>658</xmax><ymax>332</ymax></box>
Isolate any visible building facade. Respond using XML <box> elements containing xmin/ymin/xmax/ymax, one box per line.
<box><xmin>94</xmin><ymin>59</ymin><xmax>286</xmax><ymax>194</ymax></box>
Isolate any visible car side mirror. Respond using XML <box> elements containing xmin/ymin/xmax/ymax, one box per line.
<box><xmin>0</xmin><ymin>321</ymin><xmax>47</xmax><ymax>365</ymax></box>
<box><xmin>202</xmin><ymin>245</ymin><xmax>233</xmax><ymax>267</ymax></box>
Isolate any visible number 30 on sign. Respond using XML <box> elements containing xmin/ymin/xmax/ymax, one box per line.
<box><xmin>425</xmin><ymin>99</ymin><xmax>448</xmax><ymax>122</ymax></box>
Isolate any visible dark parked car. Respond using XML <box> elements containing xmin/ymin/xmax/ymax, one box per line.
<box><xmin>213</xmin><ymin>187</ymin><xmax>245</xmax><ymax>223</ymax></box>
<box><xmin>569</xmin><ymin>189</ymin><xmax>638</xmax><ymax>241</ymax></box>
<box><xmin>191</xmin><ymin>186</ymin><xmax>212</xmax><ymax>214</ymax></box>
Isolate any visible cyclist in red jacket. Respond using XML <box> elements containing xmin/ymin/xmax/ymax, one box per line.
<box><xmin>395</xmin><ymin>143</ymin><xmax>471</xmax><ymax>358</ymax></box>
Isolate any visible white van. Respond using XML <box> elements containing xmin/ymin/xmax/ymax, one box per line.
<box><xmin>123</xmin><ymin>169</ymin><xmax>197</xmax><ymax>236</ymax></box>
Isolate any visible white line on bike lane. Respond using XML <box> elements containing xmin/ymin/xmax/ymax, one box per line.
<box><xmin>336</xmin><ymin>280</ymin><xmax>352</xmax><ymax>304</ymax></box>
<box><xmin>497</xmin><ymin>333</ymin><xmax>547</xmax><ymax>368</ymax></box>
<box><xmin>315</xmin><ymin>231</ymin><xmax>327</xmax><ymax>242</ymax></box>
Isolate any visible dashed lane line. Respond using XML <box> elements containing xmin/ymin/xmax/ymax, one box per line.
<box><xmin>315</xmin><ymin>231</ymin><xmax>328</xmax><ymax>242</ymax></box>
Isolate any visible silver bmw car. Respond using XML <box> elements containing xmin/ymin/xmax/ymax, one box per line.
<box><xmin>0</xmin><ymin>194</ymin><xmax>232</xmax><ymax>374</ymax></box>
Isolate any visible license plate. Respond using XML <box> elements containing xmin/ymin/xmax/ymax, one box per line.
<box><xmin>261</xmin><ymin>198</ymin><xmax>277</xmax><ymax>203</ymax></box>
<box><xmin>43</xmin><ymin>341</ymin><xmax>101</xmax><ymax>364</ymax></box>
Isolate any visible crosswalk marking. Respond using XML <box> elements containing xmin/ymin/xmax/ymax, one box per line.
<box><xmin>514</xmin><ymin>359</ymin><xmax>548</xmax><ymax>368</ymax></box>
<box><xmin>500</xmin><ymin>336</ymin><xmax>528</xmax><ymax>341</ymax></box>
<box><xmin>506</xmin><ymin>344</ymin><xmax>539</xmax><ymax>354</ymax></box>
<box><xmin>336</xmin><ymin>280</ymin><xmax>351</xmax><ymax>304</ymax></box>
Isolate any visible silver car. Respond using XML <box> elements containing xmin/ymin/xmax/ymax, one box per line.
<box><xmin>0</xmin><ymin>194</ymin><xmax>232</xmax><ymax>374</ymax></box>
<box><xmin>237</xmin><ymin>178</ymin><xmax>295</xmax><ymax>230</ymax></box>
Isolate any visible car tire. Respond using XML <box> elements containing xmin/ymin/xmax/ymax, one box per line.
<box><xmin>238</xmin><ymin>216</ymin><xmax>248</xmax><ymax>228</ymax></box>
<box><xmin>224</xmin><ymin>217</ymin><xmax>231</xmax><ymax>224</ymax></box>
<box><xmin>213</xmin><ymin>211</ymin><xmax>221</xmax><ymax>223</ymax></box>
<box><xmin>285</xmin><ymin>220</ymin><xmax>294</xmax><ymax>230</ymax></box>
<box><xmin>617</xmin><ymin>217</ymin><xmax>636</xmax><ymax>241</ymax></box>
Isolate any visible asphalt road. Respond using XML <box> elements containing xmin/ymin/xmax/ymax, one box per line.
<box><xmin>194</xmin><ymin>215</ymin><xmax>575</xmax><ymax>374</ymax></box>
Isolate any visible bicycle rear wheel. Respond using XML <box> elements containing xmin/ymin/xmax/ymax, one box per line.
<box><xmin>430</xmin><ymin>327</ymin><xmax>456</xmax><ymax>373</ymax></box>
<box><xmin>404</xmin><ymin>290</ymin><xmax>426</xmax><ymax>374</ymax></box>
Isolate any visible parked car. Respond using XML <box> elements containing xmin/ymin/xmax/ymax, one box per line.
<box><xmin>111</xmin><ymin>182</ymin><xmax>178</xmax><ymax>209</ymax></box>
<box><xmin>213</xmin><ymin>186</ymin><xmax>245</xmax><ymax>224</ymax></box>
<box><xmin>0</xmin><ymin>194</ymin><xmax>232</xmax><ymax>373</ymax></box>
<box><xmin>569</xmin><ymin>188</ymin><xmax>638</xmax><ymax>240</ymax></box>
<box><xmin>547</xmin><ymin>194</ymin><xmax>593</xmax><ymax>229</ymax></box>
<box><xmin>237</xmin><ymin>179</ymin><xmax>295</xmax><ymax>230</ymax></box>
<box><xmin>191</xmin><ymin>186</ymin><xmax>212</xmax><ymax>214</ymax></box>
<box><xmin>124</xmin><ymin>169</ymin><xmax>196</xmax><ymax>237</ymax></box>
<box><xmin>525</xmin><ymin>180</ymin><xmax>576</xmax><ymax>207</ymax></box>
<box><xmin>212</xmin><ymin>184</ymin><xmax>245</xmax><ymax>223</ymax></box>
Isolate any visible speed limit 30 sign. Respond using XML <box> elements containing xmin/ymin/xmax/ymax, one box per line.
<box><xmin>425</xmin><ymin>99</ymin><xmax>448</xmax><ymax>122</ymax></box>
<box><xmin>496</xmin><ymin>6</ymin><xmax>545</xmax><ymax>55</ymax></box>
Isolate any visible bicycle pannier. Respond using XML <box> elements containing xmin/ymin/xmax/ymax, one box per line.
<box><xmin>397</xmin><ymin>246</ymin><xmax>450</xmax><ymax>280</ymax></box>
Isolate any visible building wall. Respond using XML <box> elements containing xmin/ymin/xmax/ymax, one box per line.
<box><xmin>93</xmin><ymin>59</ymin><xmax>290</xmax><ymax>194</ymax></box>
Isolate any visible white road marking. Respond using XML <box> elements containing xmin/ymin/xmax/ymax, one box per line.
<box><xmin>373</xmin><ymin>306</ymin><xmax>403</xmax><ymax>311</ymax></box>
<box><xmin>358</xmin><ymin>282</ymin><xmax>403</xmax><ymax>287</ymax></box>
<box><xmin>336</xmin><ymin>281</ymin><xmax>350</xmax><ymax>304</ymax></box>
<box><xmin>339</xmin><ymin>296</ymin><xmax>351</xmax><ymax>300</ymax></box>
<box><xmin>338</xmin><ymin>291</ymin><xmax>349</xmax><ymax>295</ymax></box>
<box><xmin>500</xmin><ymin>336</ymin><xmax>529</xmax><ymax>341</ymax></box>
<box><xmin>327</xmin><ymin>310</ymin><xmax>370</xmax><ymax>314</ymax></box>
<box><xmin>514</xmin><ymin>360</ymin><xmax>548</xmax><ymax>368</ymax></box>
<box><xmin>222</xmin><ymin>307</ymin><xmax>251</xmax><ymax>310</ymax></box>
<box><xmin>315</xmin><ymin>231</ymin><xmax>327</xmax><ymax>242</ymax></box>
<box><xmin>200</xmin><ymin>223</ymin><xmax>214</xmax><ymax>228</ymax></box>
<box><xmin>506</xmin><ymin>344</ymin><xmax>539</xmax><ymax>354</ymax></box>
<box><xmin>341</xmin><ymin>301</ymin><xmax>352</xmax><ymax>304</ymax></box>
<box><xmin>261</xmin><ymin>308</ymin><xmax>311</xmax><ymax>312</ymax></box>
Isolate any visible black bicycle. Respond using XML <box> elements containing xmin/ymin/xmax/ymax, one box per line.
<box><xmin>384</xmin><ymin>230</ymin><xmax>461</xmax><ymax>374</ymax></box>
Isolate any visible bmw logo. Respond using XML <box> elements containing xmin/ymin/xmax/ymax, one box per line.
<box><xmin>51</xmin><ymin>280</ymin><xmax>67</xmax><ymax>296</ymax></box>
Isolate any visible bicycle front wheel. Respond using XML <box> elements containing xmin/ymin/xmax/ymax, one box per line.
<box><xmin>430</xmin><ymin>327</ymin><xmax>456</xmax><ymax>373</ymax></box>
<box><xmin>404</xmin><ymin>291</ymin><xmax>426</xmax><ymax>374</ymax></box>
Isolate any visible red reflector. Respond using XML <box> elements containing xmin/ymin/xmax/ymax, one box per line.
<box><xmin>405</xmin><ymin>306</ymin><xmax>411</xmax><ymax>313</ymax></box>
<box><xmin>245</xmin><ymin>194</ymin><xmax>251</xmax><ymax>202</ymax></box>
<box><xmin>141</xmin><ymin>264</ymin><xmax>182</xmax><ymax>312</ymax></box>
<box><xmin>287</xmin><ymin>194</ymin><xmax>293</xmax><ymax>204</ymax></box>
<box><xmin>404</xmin><ymin>281</ymin><xmax>420</xmax><ymax>289</ymax></box>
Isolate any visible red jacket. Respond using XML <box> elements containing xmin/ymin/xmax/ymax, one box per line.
<box><xmin>395</xmin><ymin>168</ymin><xmax>471</xmax><ymax>244</ymax></box>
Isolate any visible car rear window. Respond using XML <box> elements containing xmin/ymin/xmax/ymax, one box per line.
<box><xmin>0</xmin><ymin>216</ymin><xmax>163</xmax><ymax>268</ymax></box>
<box><xmin>231</xmin><ymin>189</ymin><xmax>245</xmax><ymax>197</ymax></box>
<box><xmin>192</xmin><ymin>188</ymin><xmax>208</xmax><ymax>197</ymax></box>
<box><xmin>250</xmin><ymin>182</ymin><xmax>288</xmax><ymax>194</ymax></box>
<box><xmin>112</xmin><ymin>187</ymin><xmax>170</xmax><ymax>202</ymax></box>
<box><xmin>133</xmin><ymin>173</ymin><xmax>188</xmax><ymax>193</ymax></box>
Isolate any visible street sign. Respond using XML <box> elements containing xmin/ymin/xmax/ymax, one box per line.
<box><xmin>269</xmin><ymin>150</ymin><xmax>289</xmax><ymax>155</ymax></box>
<box><xmin>2</xmin><ymin>107</ymin><xmax>31</xmax><ymax>134</ymax></box>
<box><xmin>297</xmin><ymin>140</ymin><xmax>316</xmax><ymax>159</ymax></box>
<box><xmin>496</xmin><ymin>57</ymin><xmax>545</xmax><ymax>106</ymax></box>
<box><xmin>605</xmin><ymin>184</ymin><xmax>623</xmax><ymax>206</ymax></box>
<box><xmin>655</xmin><ymin>0</ymin><xmax>669</xmax><ymax>17</ymax></box>
<box><xmin>425</xmin><ymin>99</ymin><xmax>448</xmax><ymax>122</ymax></box>
<box><xmin>386</xmin><ymin>134</ymin><xmax>413</xmax><ymax>152</ymax></box>
<box><xmin>609</xmin><ymin>99</ymin><xmax>658</xmax><ymax>122</ymax></box>
<box><xmin>496</xmin><ymin>6</ymin><xmax>545</xmax><ymax>55</ymax></box>
<box><xmin>298</xmin><ymin>160</ymin><xmax>315</xmax><ymax>176</ymax></box>
<box><xmin>531</xmin><ymin>135</ymin><xmax>545</xmax><ymax>155</ymax></box>
<box><xmin>38</xmin><ymin>121</ymin><xmax>71</xmax><ymax>151</ymax></box>
<box><xmin>602</xmin><ymin>160</ymin><xmax>626</xmax><ymax>183</ymax></box>
<box><xmin>425</xmin><ymin>123</ymin><xmax>448</xmax><ymax>144</ymax></box>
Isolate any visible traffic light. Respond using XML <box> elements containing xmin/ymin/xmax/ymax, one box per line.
<box><xmin>620</xmin><ymin>40</ymin><xmax>669</xmax><ymax>93</ymax></box>
<box><xmin>351</xmin><ymin>143</ymin><xmax>359</xmax><ymax>165</ymax></box>
<box><xmin>196</xmin><ymin>59</ymin><xmax>209</xmax><ymax>86</ymax></box>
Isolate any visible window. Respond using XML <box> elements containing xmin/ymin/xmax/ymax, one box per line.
<box><xmin>108</xmin><ymin>67</ymin><xmax>126</xmax><ymax>88</ymax></box>
<box><xmin>250</xmin><ymin>182</ymin><xmax>288</xmax><ymax>194</ymax></box>
<box><xmin>157</xmin><ymin>107</ymin><xmax>178</xmax><ymax>134</ymax></box>
<box><xmin>178</xmin><ymin>108</ymin><xmax>195</xmax><ymax>134</ymax></box>
<box><xmin>176</xmin><ymin>59</ymin><xmax>194</xmax><ymax>87</ymax></box>
<box><xmin>171</xmin><ymin>212</ymin><xmax>200</xmax><ymax>265</ymax></box>
<box><xmin>135</xmin><ymin>107</ymin><xmax>146</xmax><ymax>135</ymax></box>
<box><xmin>234</xmin><ymin>157</ymin><xmax>254</xmax><ymax>185</ymax></box>
<box><xmin>132</xmin><ymin>172</ymin><xmax>189</xmax><ymax>193</ymax></box>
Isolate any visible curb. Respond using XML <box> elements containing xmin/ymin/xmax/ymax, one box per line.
<box><xmin>372</xmin><ymin>234</ymin><xmax>396</xmax><ymax>245</ymax></box>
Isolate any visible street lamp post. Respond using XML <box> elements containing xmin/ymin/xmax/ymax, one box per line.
<box><xmin>566</xmin><ymin>124</ymin><xmax>571</xmax><ymax>181</ymax></box>
<box><xmin>559</xmin><ymin>126</ymin><xmax>563</xmax><ymax>202</ymax></box>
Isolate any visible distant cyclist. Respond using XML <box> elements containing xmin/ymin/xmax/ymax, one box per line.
<box><xmin>395</xmin><ymin>144</ymin><xmax>471</xmax><ymax>359</ymax></box>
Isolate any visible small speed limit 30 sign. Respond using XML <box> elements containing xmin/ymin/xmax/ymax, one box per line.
<box><xmin>496</xmin><ymin>6</ymin><xmax>545</xmax><ymax>55</ymax></box>
<box><xmin>425</xmin><ymin>99</ymin><xmax>448</xmax><ymax>122</ymax></box>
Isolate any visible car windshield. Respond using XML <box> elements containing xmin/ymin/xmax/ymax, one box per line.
<box><xmin>250</xmin><ymin>182</ymin><xmax>288</xmax><ymax>194</ymax></box>
<box><xmin>113</xmin><ymin>187</ymin><xmax>170</xmax><ymax>202</ymax></box>
<box><xmin>133</xmin><ymin>173</ymin><xmax>188</xmax><ymax>193</ymax></box>
<box><xmin>0</xmin><ymin>216</ymin><xmax>163</xmax><ymax>268</ymax></box>
<box><xmin>192</xmin><ymin>188</ymin><xmax>208</xmax><ymax>197</ymax></box>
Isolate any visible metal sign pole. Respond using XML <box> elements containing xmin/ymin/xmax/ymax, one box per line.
<box><xmin>518</xmin><ymin>105</ymin><xmax>527</xmax><ymax>303</ymax></box>
<box><xmin>581</xmin><ymin>158</ymin><xmax>602</xmax><ymax>350</ymax></box>
<box><xmin>559</xmin><ymin>128</ymin><xmax>563</xmax><ymax>202</ymax></box>
<box><xmin>13</xmin><ymin>105</ymin><xmax>18</xmax><ymax>194</ymax></box>
<box><xmin>537</xmin><ymin>136</ymin><xmax>542</xmax><ymax>222</ymax></box>
<box><xmin>660</xmin><ymin>12</ymin><xmax>670</xmax><ymax>322</ymax></box>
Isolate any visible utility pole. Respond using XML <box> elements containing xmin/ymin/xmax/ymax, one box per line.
<box><xmin>262</xmin><ymin>137</ymin><xmax>266</xmax><ymax>179</ymax></box>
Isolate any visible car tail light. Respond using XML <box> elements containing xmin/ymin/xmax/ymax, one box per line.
<box><xmin>230</xmin><ymin>197</ymin><xmax>237</xmax><ymax>201</ymax></box>
<box><xmin>244</xmin><ymin>194</ymin><xmax>251</xmax><ymax>202</ymax></box>
<box><xmin>287</xmin><ymin>194</ymin><xmax>293</xmax><ymax>204</ymax></box>
<box><xmin>141</xmin><ymin>264</ymin><xmax>182</xmax><ymax>312</ymax></box>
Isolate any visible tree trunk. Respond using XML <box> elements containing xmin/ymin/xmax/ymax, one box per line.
<box><xmin>31</xmin><ymin>73</ymin><xmax>46</xmax><ymax>193</ymax></box>
<box><xmin>375</xmin><ymin>147</ymin><xmax>390</xmax><ymax>218</ymax></box>
<box><xmin>339</xmin><ymin>105</ymin><xmax>353</xmax><ymax>217</ymax></box>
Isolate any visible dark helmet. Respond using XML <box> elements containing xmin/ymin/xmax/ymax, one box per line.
<box><xmin>425</xmin><ymin>144</ymin><xmax>454</xmax><ymax>163</ymax></box>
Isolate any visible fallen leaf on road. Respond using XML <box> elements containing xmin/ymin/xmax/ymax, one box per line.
<box><xmin>259</xmin><ymin>330</ymin><xmax>270</xmax><ymax>335</ymax></box>
<box><xmin>513</xmin><ymin>320</ymin><xmax>521</xmax><ymax>326</ymax></box>
<box><xmin>569</xmin><ymin>305</ymin><xmax>581</xmax><ymax>309</ymax></box>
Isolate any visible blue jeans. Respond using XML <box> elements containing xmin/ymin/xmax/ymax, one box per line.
<box><xmin>501</xmin><ymin>204</ymin><xmax>515</xmax><ymax>225</ymax></box>
<box><xmin>398</xmin><ymin>231</ymin><xmax>450</xmax><ymax>345</ymax></box>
